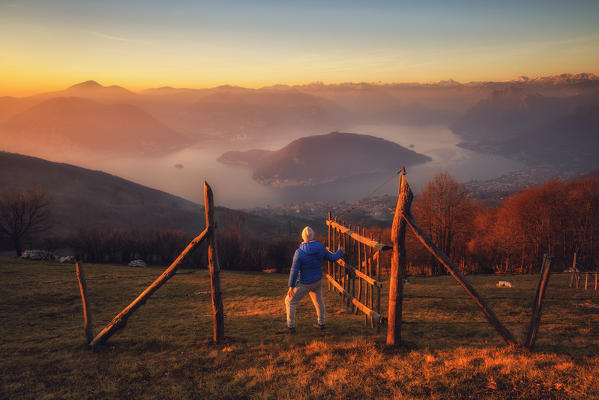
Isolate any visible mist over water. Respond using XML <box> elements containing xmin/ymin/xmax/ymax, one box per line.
<box><xmin>87</xmin><ymin>124</ymin><xmax>523</xmax><ymax>209</ymax></box>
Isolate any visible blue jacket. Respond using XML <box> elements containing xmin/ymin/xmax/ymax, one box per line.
<box><xmin>288</xmin><ymin>240</ymin><xmax>344</xmax><ymax>287</ymax></box>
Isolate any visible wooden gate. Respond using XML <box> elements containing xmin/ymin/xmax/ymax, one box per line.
<box><xmin>326</xmin><ymin>171</ymin><xmax>554</xmax><ymax>350</ymax></box>
<box><xmin>325</xmin><ymin>212</ymin><xmax>391</xmax><ymax>329</ymax></box>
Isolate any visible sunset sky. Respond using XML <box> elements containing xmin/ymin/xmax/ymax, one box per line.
<box><xmin>2</xmin><ymin>0</ymin><xmax>599</xmax><ymax>95</ymax></box>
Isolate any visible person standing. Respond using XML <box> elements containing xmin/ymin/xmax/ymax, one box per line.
<box><xmin>280</xmin><ymin>226</ymin><xmax>344</xmax><ymax>333</ymax></box>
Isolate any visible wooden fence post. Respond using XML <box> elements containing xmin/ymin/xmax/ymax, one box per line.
<box><xmin>328</xmin><ymin>212</ymin><xmax>332</xmax><ymax>291</ymax></box>
<box><xmin>376</xmin><ymin>242</ymin><xmax>381</xmax><ymax>332</ymax></box>
<box><xmin>75</xmin><ymin>262</ymin><xmax>94</xmax><ymax>343</ymax></box>
<box><xmin>204</xmin><ymin>181</ymin><xmax>225</xmax><ymax>344</ymax></box>
<box><xmin>387</xmin><ymin>171</ymin><xmax>413</xmax><ymax>346</ymax></box>
<box><xmin>585</xmin><ymin>272</ymin><xmax>588</xmax><ymax>290</ymax></box>
<box><xmin>355</xmin><ymin>225</ymin><xmax>362</xmax><ymax>315</ymax></box>
<box><xmin>525</xmin><ymin>254</ymin><xmax>554</xmax><ymax>350</ymax></box>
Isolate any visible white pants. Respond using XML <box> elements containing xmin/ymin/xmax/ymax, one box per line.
<box><xmin>285</xmin><ymin>280</ymin><xmax>325</xmax><ymax>328</ymax></box>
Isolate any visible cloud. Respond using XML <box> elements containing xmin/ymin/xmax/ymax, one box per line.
<box><xmin>86</xmin><ymin>30</ymin><xmax>154</xmax><ymax>45</ymax></box>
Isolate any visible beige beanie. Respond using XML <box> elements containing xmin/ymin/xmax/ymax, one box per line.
<box><xmin>302</xmin><ymin>226</ymin><xmax>314</xmax><ymax>242</ymax></box>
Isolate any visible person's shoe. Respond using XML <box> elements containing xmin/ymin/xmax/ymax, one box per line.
<box><xmin>276</xmin><ymin>326</ymin><xmax>296</xmax><ymax>334</ymax></box>
<box><xmin>314</xmin><ymin>323</ymin><xmax>326</xmax><ymax>330</ymax></box>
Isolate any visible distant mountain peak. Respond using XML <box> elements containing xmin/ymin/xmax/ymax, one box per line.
<box><xmin>69</xmin><ymin>80</ymin><xmax>103</xmax><ymax>89</ymax></box>
<box><xmin>435</xmin><ymin>79</ymin><xmax>462</xmax><ymax>87</ymax></box>
<box><xmin>509</xmin><ymin>72</ymin><xmax>599</xmax><ymax>85</ymax></box>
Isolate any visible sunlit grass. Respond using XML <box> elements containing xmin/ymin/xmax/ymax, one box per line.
<box><xmin>1</xmin><ymin>256</ymin><xmax>598</xmax><ymax>399</ymax></box>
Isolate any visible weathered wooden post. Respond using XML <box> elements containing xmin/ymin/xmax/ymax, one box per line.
<box><xmin>585</xmin><ymin>272</ymin><xmax>588</xmax><ymax>290</ymax></box>
<box><xmin>525</xmin><ymin>254</ymin><xmax>554</xmax><ymax>350</ymax></box>
<box><xmin>348</xmin><ymin>223</ymin><xmax>354</xmax><ymax>310</ymax></box>
<box><xmin>328</xmin><ymin>212</ymin><xmax>332</xmax><ymax>291</ymax></box>
<box><xmin>75</xmin><ymin>262</ymin><xmax>94</xmax><ymax>343</ymax></box>
<box><xmin>387</xmin><ymin>171</ymin><xmax>413</xmax><ymax>346</ymax></box>
<box><xmin>376</xmin><ymin>234</ymin><xmax>382</xmax><ymax>332</ymax></box>
<box><xmin>204</xmin><ymin>181</ymin><xmax>225</xmax><ymax>344</ymax></box>
<box><xmin>355</xmin><ymin>225</ymin><xmax>362</xmax><ymax>315</ymax></box>
<box><xmin>334</xmin><ymin>217</ymin><xmax>340</xmax><ymax>296</ymax></box>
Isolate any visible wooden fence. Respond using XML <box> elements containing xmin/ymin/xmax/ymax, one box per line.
<box><xmin>75</xmin><ymin>172</ymin><xmax>558</xmax><ymax>352</ymax></box>
<box><xmin>326</xmin><ymin>171</ymin><xmax>554</xmax><ymax>350</ymax></box>
<box><xmin>76</xmin><ymin>181</ymin><xmax>225</xmax><ymax>347</ymax></box>
<box><xmin>570</xmin><ymin>270</ymin><xmax>599</xmax><ymax>291</ymax></box>
<box><xmin>326</xmin><ymin>213</ymin><xmax>390</xmax><ymax>329</ymax></box>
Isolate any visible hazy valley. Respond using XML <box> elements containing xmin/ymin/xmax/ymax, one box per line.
<box><xmin>1</xmin><ymin>73</ymin><xmax>598</xmax><ymax>209</ymax></box>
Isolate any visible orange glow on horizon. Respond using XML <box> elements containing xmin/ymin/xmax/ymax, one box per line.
<box><xmin>3</xmin><ymin>68</ymin><xmax>598</xmax><ymax>98</ymax></box>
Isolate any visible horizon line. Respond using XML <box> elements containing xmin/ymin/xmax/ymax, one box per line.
<box><xmin>4</xmin><ymin>71</ymin><xmax>598</xmax><ymax>98</ymax></box>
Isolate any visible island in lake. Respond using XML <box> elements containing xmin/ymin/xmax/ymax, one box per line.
<box><xmin>218</xmin><ymin>132</ymin><xmax>432</xmax><ymax>187</ymax></box>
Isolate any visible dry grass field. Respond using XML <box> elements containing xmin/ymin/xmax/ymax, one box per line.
<box><xmin>1</xmin><ymin>256</ymin><xmax>598</xmax><ymax>399</ymax></box>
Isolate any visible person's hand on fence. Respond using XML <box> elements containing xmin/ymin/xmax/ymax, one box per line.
<box><xmin>287</xmin><ymin>287</ymin><xmax>294</xmax><ymax>299</ymax></box>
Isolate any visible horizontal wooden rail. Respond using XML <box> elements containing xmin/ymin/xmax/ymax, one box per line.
<box><xmin>334</xmin><ymin>257</ymin><xmax>382</xmax><ymax>288</ymax></box>
<box><xmin>327</xmin><ymin>220</ymin><xmax>391</xmax><ymax>251</ymax></box>
<box><xmin>90</xmin><ymin>227</ymin><xmax>210</xmax><ymax>347</ymax></box>
<box><xmin>325</xmin><ymin>273</ymin><xmax>382</xmax><ymax>322</ymax></box>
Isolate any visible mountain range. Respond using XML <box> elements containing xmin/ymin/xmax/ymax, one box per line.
<box><xmin>1</xmin><ymin>97</ymin><xmax>188</xmax><ymax>156</ymax></box>
<box><xmin>1</xmin><ymin>73</ymin><xmax>598</xmax><ymax>178</ymax></box>
<box><xmin>451</xmin><ymin>86</ymin><xmax>599</xmax><ymax>170</ymax></box>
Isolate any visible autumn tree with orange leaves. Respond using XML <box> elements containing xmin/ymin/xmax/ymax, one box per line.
<box><xmin>412</xmin><ymin>172</ymin><xmax>477</xmax><ymax>274</ymax></box>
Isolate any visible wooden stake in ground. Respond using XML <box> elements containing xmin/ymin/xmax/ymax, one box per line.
<box><xmin>387</xmin><ymin>171</ymin><xmax>413</xmax><ymax>346</ymax></box>
<box><xmin>75</xmin><ymin>262</ymin><xmax>94</xmax><ymax>343</ymax></box>
<box><xmin>204</xmin><ymin>181</ymin><xmax>225</xmax><ymax>344</ymax></box>
<box><xmin>89</xmin><ymin>227</ymin><xmax>210</xmax><ymax>347</ymax></box>
<box><xmin>585</xmin><ymin>272</ymin><xmax>588</xmax><ymax>290</ymax></box>
<box><xmin>525</xmin><ymin>254</ymin><xmax>554</xmax><ymax>350</ymax></box>
<box><xmin>328</xmin><ymin>212</ymin><xmax>332</xmax><ymax>291</ymax></box>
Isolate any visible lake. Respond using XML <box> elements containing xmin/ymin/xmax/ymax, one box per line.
<box><xmin>75</xmin><ymin>124</ymin><xmax>524</xmax><ymax>209</ymax></box>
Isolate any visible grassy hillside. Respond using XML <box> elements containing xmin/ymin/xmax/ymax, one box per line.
<box><xmin>1</xmin><ymin>257</ymin><xmax>598</xmax><ymax>399</ymax></box>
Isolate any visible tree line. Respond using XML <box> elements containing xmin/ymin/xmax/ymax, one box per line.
<box><xmin>70</xmin><ymin>227</ymin><xmax>299</xmax><ymax>271</ymax></box>
<box><xmin>1</xmin><ymin>173</ymin><xmax>598</xmax><ymax>274</ymax></box>
<box><xmin>390</xmin><ymin>173</ymin><xmax>599</xmax><ymax>275</ymax></box>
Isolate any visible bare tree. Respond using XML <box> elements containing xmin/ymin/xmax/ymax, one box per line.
<box><xmin>0</xmin><ymin>187</ymin><xmax>51</xmax><ymax>256</ymax></box>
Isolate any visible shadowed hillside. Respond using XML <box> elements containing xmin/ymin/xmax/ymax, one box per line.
<box><xmin>0</xmin><ymin>151</ymin><xmax>313</xmax><ymax>238</ymax></box>
<box><xmin>497</xmin><ymin>105</ymin><xmax>599</xmax><ymax>167</ymax></box>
